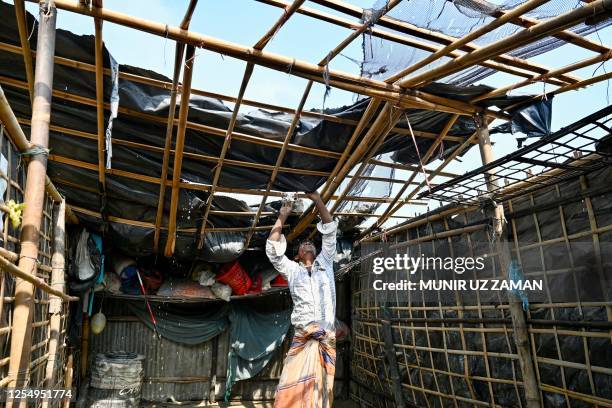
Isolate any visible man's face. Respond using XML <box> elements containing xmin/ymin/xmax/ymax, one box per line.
<box><xmin>298</xmin><ymin>240</ymin><xmax>316</xmax><ymax>260</ymax></box>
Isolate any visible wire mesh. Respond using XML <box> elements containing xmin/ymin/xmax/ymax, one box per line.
<box><xmin>418</xmin><ymin>105</ymin><xmax>612</xmax><ymax>205</ymax></box>
<box><xmin>362</xmin><ymin>0</ymin><xmax>612</xmax><ymax>85</ymax></box>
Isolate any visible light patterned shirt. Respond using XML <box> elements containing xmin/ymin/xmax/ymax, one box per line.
<box><xmin>265</xmin><ymin>220</ymin><xmax>337</xmax><ymax>331</ymax></box>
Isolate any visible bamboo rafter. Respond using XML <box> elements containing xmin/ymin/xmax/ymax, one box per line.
<box><xmin>13</xmin><ymin>0</ymin><xmax>34</xmax><ymax>104</ymax></box>
<box><xmin>153</xmin><ymin>0</ymin><xmax>198</xmax><ymax>253</ymax></box>
<box><xmin>2</xmin><ymin>0</ymin><xmax>607</xmax><ymax>256</ymax></box>
<box><xmin>241</xmin><ymin>0</ymin><xmax>403</xmax><ymax>248</ymax></box>
<box><xmin>195</xmin><ymin>0</ymin><xmax>309</xmax><ymax>253</ymax></box>
<box><xmin>164</xmin><ymin>45</ymin><xmax>195</xmax><ymax>257</ymax></box>
<box><xmin>287</xmin><ymin>0</ymin><xmax>609</xmax><ymax>241</ymax></box>
<box><xmin>22</xmin><ymin>0</ymin><xmax>511</xmax><ymax>120</ymax></box>
<box><xmin>0</xmin><ymin>37</ymin><xmax>478</xmax><ymax>143</ymax></box>
<box><xmin>258</xmin><ymin>0</ymin><xmax>585</xmax><ymax>86</ymax></box>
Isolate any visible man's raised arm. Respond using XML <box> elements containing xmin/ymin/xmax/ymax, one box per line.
<box><xmin>266</xmin><ymin>201</ymin><xmax>295</xmax><ymax>279</ymax></box>
<box><xmin>306</xmin><ymin>191</ymin><xmax>332</xmax><ymax>224</ymax></box>
<box><xmin>269</xmin><ymin>200</ymin><xmax>292</xmax><ymax>242</ymax></box>
<box><xmin>306</xmin><ymin>192</ymin><xmax>336</xmax><ymax>263</ymax></box>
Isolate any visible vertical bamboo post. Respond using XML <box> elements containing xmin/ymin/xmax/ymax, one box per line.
<box><xmin>475</xmin><ymin>115</ymin><xmax>541</xmax><ymax>408</ymax></box>
<box><xmin>81</xmin><ymin>313</ymin><xmax>90</xmax><ymax>378</ymax></box>
<box><xmin>14</xmin><ymin>0</ymin><xmax>35</xmax><ymax>105</ymax></box>
<box><xmin>62</xmin><ymin>350</ymin><xmax>74</xmax><ymax>408</ymax></box>
<box><xmin>381</xmin><ymin>318</ymin><xmax>406</xmax><ymax>408</ymax></box>
<box><xmin>153</xmin><ymin>0</ymin><xmax>198</xmax><ymax>253</ymax></box>
<box><xmin>164</xmin><ymin>45</ymin><xmax>195</xmax><ymax>257</ymax></box>
<box><xmin>93</xmin><ymin>0</ymin><xmax>107</xmax><ymax>232</ymax></box>
<box><xmin>6</xmin><ymin>0</ymin><xmax>57</xmax><ymax>392</ymax></box>
<box><xmin>41</xmin><ymin>199</ymin><xmax>66</xmax><ymax>408</ymax></box>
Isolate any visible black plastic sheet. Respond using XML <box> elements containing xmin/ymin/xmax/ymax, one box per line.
<box><xmin>0</xmin><ymin>1</ymin><xmax>551</xmax><ymax>259</ymax></box>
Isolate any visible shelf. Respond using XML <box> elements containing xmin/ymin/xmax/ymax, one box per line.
<box><xmin>102</xmin><ymin>286</ymin><xmax>289</xmax><ymax>303</ymax></box>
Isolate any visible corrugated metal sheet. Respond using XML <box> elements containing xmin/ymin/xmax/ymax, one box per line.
<box><xmin>90</xmin><ymin>283</ymin><xmax>351</xmax><ymax>403</ymax></box>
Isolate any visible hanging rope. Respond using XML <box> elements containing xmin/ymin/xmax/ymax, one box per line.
<box><xmin>404</xmin><ymin>113</ymin><xmax>433</xmax><ymax>194</ymax></box>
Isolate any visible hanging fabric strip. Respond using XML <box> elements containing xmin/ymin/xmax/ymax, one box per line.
<box><xmin>105</xmin><ymin>54</ymin><xmax>120</xmax><ymax>169</ymax></box>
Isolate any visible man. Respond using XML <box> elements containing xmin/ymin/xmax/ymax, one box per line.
<box><xmin>266</xmin><ymin>191</ymin><xmax>337</xmax><ymax>408</ymax></box>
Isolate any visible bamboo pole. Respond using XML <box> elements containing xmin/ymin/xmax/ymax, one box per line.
<box><xmin>386</xmin><ymin>0</ymin><xmax>551</xmax><ymax>83</ymax></box>
<box><xmin>13</xmin><ymin>0</ymin><xmax>35</xmax><ymax>104</ymax></box>
<box><xmin>397</xmin><ymin>0</ymin><xmax>609</xmax><ymax>88</ymax></box>
<box><xmin>471</xmin><ymin>51</ymin><xmax>612</xmax><ymax>103</ymax></box>
<box><xmin>242</xmin><ymin>0</ymin><xmax>401</xmax><ymax>247</ymax></box>
<box><xmin>93</xmin><ymin>0</ymin><xmax>105</xmax><ymax>194</ymax></box>
<box><xmin>0</xmin><ymin>255</ymin><xmax>76</xmax><ymax>302</ymax></box>
<box><xmin>359</xmin><ymin>114</ymin><xmax>459</xmax><ymax>238</ymax></box>
<box><xmin>41</xmin><ymin>199</ymin><xmax>66</xmax><ymax>407</ymax></box>
<box><xmin>0</xmin><ymin>85</ymin><xmax>76</xmax><ymax>223</ymax></box>
<box><xmin>22</xmin><ymin>0</ymin><xmax>504</xmax><ymax>119</ymax></box>
<box><xmin>197</xmin><ymin>0</ymin><xmax>308</xmax><ymax>251</ymax></box>
<box><xmin>7</xmin><ymin>0</ymin><xmax>57</xmax><ymax>392</ymax></box>
<box><xmin>153</xmin><ymin>0</ymin><xmax>198</xmax><ymax>253</ymax></box>
<box><xmin>474</xmin><ymin>116</ymin><xmax>541</xmax><ymax>408</ymax></box>
<box><xmin>62</xmin><ymin>350</ymin><xmax>74</xmax><ymax>408</ymax></box>
<box><xmin>164</xmin><ymin>45</ymin><xmax>195</xmax><ymax>257</ymax></box>
<box><xmin>0</xmin><ymin>40</ymin><xmax>509</xmax><ymax>136</ymax></box>
<box><xmin>0</xmin><ymin>39</ymin><xmax>465</xmax><ymax>141</ymax></box>
<box><xmin>259</xmin><ymin>0</ymin><xmax>576</xmax><ymax>86</ymax></box>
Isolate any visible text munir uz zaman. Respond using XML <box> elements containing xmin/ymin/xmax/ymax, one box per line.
<box><xmin>371</xmin><ymin>254</ymin><xmax>543</xmax><ymax>292</ymax></box>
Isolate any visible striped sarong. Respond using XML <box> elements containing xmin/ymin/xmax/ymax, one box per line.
<box><xmin>274</xmin><ymin>323</ymin><xmax>336</xmax><ymax>408</ymax></box>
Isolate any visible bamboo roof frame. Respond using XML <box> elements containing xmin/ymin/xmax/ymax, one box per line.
<box><xmin>2</xmin><ymin>0</ymin><xmax>609</xmax><ymax>250</ymax></box>
<box><xmin>196</xmin><ymin>0</ymin><xmax>310</xmax><ymax>253</ymax></box>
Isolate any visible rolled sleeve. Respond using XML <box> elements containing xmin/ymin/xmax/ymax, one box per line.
<box><xmin>266</xmin><ymin>234</ymin><xmax>288</xmax><ymax>257</ymax></box>
<box><xmin>317</xmin><ymin>220</ymin><xmax>337</xmax><ymax>264</ymax></box>
<box><xmin>317</xmin><ymin>220</ymin><xmax>338</xmax><ymax>236</ymax></box>
<box><xmin>265</xmin><ymin>235</ymin><xmax>294</xmax><ymax>280</ymax></box>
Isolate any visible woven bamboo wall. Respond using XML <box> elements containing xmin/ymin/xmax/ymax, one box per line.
<box><xmin>0</xmin><ymin>123</ymin><xmax>70</xmax><ymax>407</ymax></box>
<box><xmin>350</xmin><ymin>165</ymin><xmax>612</xmax><ymax>407</ymax></box>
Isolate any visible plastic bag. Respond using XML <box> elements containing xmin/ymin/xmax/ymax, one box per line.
<box><xmin>335</xmin><ymin>318</ymin><xmax>350</xmax><ymax>342</ymax></box>
<box><xmin>192</xmin><ymin>262</ymin><xmax>216</xmax><ymax>286</ymax></box>
<box><xmin>104</xmin><ymin>272</ymin><xmax>121</xmax><ymax>293</ymax></box>
<box><xmin>202</xmin><ymin>232</ymin><xmax>246</xmax><ymax>263</ymax></box>
<box><xmin>112</xmin><ymin>253</ymin><xmax>136</xmax><ymax>275</ymax></box>
<box><xmin>261</xmin><ymin>268</ymin><xmax>279</xmax><ymax>291</ymax></box>
<box><xmin>157</xmin><ymin>279</ymin><xmax>216</xmax><ymax>299</ymax></box>
<box><xmin>198</xmin><ymin>270</ymin><xmax>216</xmax><ymax>287</ymax></box>
<box><xmin>211</xmin><ymin>282</ymin><xmax>232</xmax><ymax>302</ymax></box>
<box><xmin>75</xmin><ymin>229</ymin><xmax>101</xmax><ymax>282</ymax></box>
<box><xmin>119</xmin><ymin>266</ymin><xmax>140</xmax><ymax>295</ymax></box>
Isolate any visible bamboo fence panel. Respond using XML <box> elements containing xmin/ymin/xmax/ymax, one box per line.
<box><xmin>0</xmin><ymin>121</ymin><xmax>70</xmax><ymax>407</ymax></box>
<box><xmin>350</xmin><ymin>164</ymin><xmax>612</xmax><ymax>407</ymax></box>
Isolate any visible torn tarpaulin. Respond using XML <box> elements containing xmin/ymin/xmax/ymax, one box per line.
<box><xmin>492</xmin><ymin>98</ymin><xmax>553</xmax><ymax>138</ymax></box>
<box><xmin>0</xmin><ymin>1</ymin><xmax>552</xmax><ymax>258</ymax></box>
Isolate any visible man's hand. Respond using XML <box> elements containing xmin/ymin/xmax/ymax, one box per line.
<box><xmin>305</xmin><ymin>191</ymin><xmax>321</xmax><ymax>202</ymax></box>
<box><xmin>279</xmin><ymin>200</ymin><xmax>292</xmax><ymax>219</ymax></box>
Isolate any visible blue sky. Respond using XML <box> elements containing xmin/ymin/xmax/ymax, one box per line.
<box><xmin>17</xmin><ymin>0</ymin><xmax>612</xmax><ymax>225</ymax></box>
